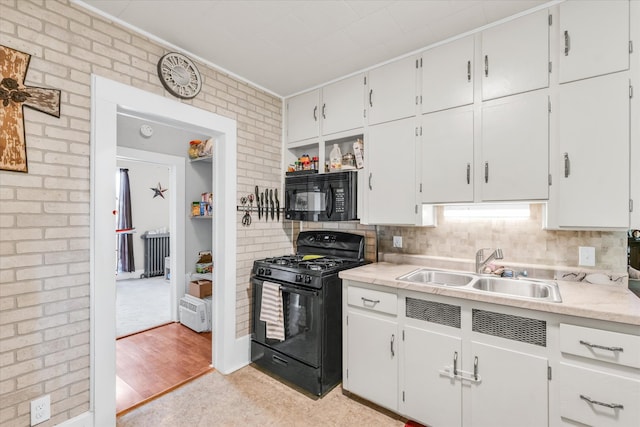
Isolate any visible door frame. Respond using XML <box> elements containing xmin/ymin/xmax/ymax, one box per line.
<box><xmin>90</xmin><ymin>75</ymin><xmax>247</xmax><ymax>427</ymax></box>
<box><xmin>116</xmin><ymin>148</ymin><xmax>185</xmax><ymax>323</ymax></box>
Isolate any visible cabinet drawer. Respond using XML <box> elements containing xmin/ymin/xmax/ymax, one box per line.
<box><xmin>347</xmin><ymin>286</ymin><xmax>397</xmax><ymax>315</ymax></box>
<box><xmin>560</xmin><ymin>324</ymin><xmax>640</xmax><ymax>369</ymax></box>
<box><xmin>559</xmin><ymin>363</ymin><xmax>640</xmax><ymax>427</ymax></box>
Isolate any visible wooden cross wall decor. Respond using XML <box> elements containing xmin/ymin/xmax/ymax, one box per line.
<box><xmin>1</xmin><ymin>45</ymin><xmax>61</xmax><ymax>173</ymax></box>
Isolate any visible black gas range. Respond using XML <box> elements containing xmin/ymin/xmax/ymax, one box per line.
<box><xmin>251</xmin><ymin>231</ymin><xmax>365</xmax><ymax>397</ymax></box>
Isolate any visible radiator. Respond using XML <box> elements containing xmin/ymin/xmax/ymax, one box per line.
<box><xmin>140</xmin><ymin>232</ymin><xmax>170</xmax><ymax>278</ymax></box>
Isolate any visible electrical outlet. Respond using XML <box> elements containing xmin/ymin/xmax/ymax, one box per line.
<box><xmin>30</xmin><ymin>395</ymin><xmax>50</xmax><ymax>426</ymax></box>
<box><xmin>393</xmin><ymin>236</ymin><xmax>403</xmax><ymax>248</ymax></box>
<box><xmin>578</xmin><ymin>246</ymin><xmax>596</xmax><ymax>267</ymax></box>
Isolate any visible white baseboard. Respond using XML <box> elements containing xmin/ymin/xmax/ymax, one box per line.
<box><xmin>58</xmin><ymin>411</ymin><xmax>93</xmax><ymax>427</ymax></box>
<box><xmin>115</xmin><ymin>270</ymin><xmax>144</xmax><ymax>280</ymax></box>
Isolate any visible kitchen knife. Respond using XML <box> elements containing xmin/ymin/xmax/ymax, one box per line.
<box><xmin>275</xmin><ymin>189</ymin><xmax>279</xmax><ymax>221</ymax></box>
<box><xmin>255</xmin><ymin>186</ymin><xmax>260</xmax><ymax>220</ymax></box>
<box><xmin>262</xmin><ymin>192</ymin><xmax>267</xmax><ymax>221</ymax></box>
<box><xmin>270</xmin><ymin>189</ymin><xmax>274</xmax><ymax>220</ymax></box>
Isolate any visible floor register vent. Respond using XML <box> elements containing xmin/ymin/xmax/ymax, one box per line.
<box><xmin>406</xmin><ymin>298</ymin><xmax>461</xmax><ymax>328</ymax></box>
<box><xmin>472</xmin><ymin>309</ymin><xmax>546</xmax><ymax>347</ymax></box>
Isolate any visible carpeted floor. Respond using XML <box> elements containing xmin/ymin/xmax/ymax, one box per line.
<box><xmin>116</xmin><ymin>365</ymin><xmax>405</xmax><ymax>427</ymax></box>
<box><xmin>116</xmin><ymin>277</ymin><xmax>171</xmax><ymax>338</ymax></box>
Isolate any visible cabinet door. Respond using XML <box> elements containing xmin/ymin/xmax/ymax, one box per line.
<box><xmin>481</xmin><ymin>90</ymin><xmax>549</xmax><ymax>201</ymax></box>
<box><xmin>482</xmin><ymin>9</ymin><xmax>549</xmax><ymax>100</ymax></box>
<box><xmin>286</xmin><ymin>90</ymin><xmax>319</xmax><ymax>143</ymax></box>
<box><xmin>421</xmin><ymin>107</ymin><xmax>474</xmax><ymax>203</ymax></box>
<box><xmin>403</xmin><ymin>326</ymin><xmax>462</xmax><ymax>427</ymax></box>
<box><xmin>558</xmin><ymin>0</ymin><xmax>629</xmax><ymax>84</ymax></box>
<box><xmin>367</xmin><ymin>117</ymin><xmax>416</xmax><ymax>224</ymax></box>
<box><xmin>368</xmin><ymin>56</ymin><xmax>418</xmax><ymax>125</ymax></box>
<box><xmin>422</xmin><ymin>35</ymin><xmax>474</xmax><ymax>113</ymax></box>
<box><xmin>346</xmin><ymin>310</ymin><xmax>398</xmax><ymax>411</ymax></box>
<box><xmin>557</xmin><ymin>72</ymin><xmax>629</xmax><ymax>228</ymax></box>
<box><xmin>322</xmin><ymin>74</ymin><xmax>365</xmax><ymax>136</ymax></box>
<box><xmin>470</xmin><ymin>341</ymin><xmax>548</xmax><ymax>427</ymax></box>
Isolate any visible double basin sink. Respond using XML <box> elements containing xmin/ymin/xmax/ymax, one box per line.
<box><xmin>397</xmin><ymin>269</ymin><xmax>562</xmax><ymax>303</ymax></box>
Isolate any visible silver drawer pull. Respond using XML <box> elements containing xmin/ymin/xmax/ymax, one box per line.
<box><xmin>361</xmin><ymin>297</ymin><xmax>380</xmax><ymax>306</ymax></box>
<box><xmin>580</xmin><ymin>394</ymin><xmax>624</xmax><ymax>410</ymax></box>
<box><xmin>579</xmin><ymin>340</ymin><xmax>624</xmax><ymax>353</ymax></box>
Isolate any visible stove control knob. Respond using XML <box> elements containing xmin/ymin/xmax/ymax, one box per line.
<box><xmin>304</xmin><ymin>275</ymin><xmax>312</xmax><ymax>284</ymax></box>
<box><xmin>265</xmin><ymin>268</ymin><xmax>271</xmax><ymax>276</ymax></box>
<box><xmin>295</xmin><ymin>274</ymin><xmax>303</xmax><ymax>282</ymax></box>
<box><xmin>258</xmin><ymin>267</ymin><xmax>265</xmax><ymax>275</ymax></box>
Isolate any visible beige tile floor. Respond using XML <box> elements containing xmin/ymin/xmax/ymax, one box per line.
<box><xmin>117</xmin><ymin>365</ymin><xmax>406</xmax><ymax>427</ymax></box>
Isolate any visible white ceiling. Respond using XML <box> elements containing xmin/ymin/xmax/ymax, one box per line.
<box><xmin>77</xmin><ymin>0</ymin><xmax>549</xmax><ymax>97</ymax></box>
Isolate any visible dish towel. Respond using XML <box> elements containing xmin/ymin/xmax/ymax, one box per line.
<box><xmin>260</xmin><ymin>281</ymin><xmax>285</xmax><ymax>341</ymax></box>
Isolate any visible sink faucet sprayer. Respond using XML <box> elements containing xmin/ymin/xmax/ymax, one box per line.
<box><xmin>476</xmin><ymin>248</ymin><xmax>504</xmax><ymax>274</ymax></box>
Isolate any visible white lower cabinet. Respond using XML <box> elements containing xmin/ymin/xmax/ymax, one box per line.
<box><xmin>344</xmin><ymin>282</ymin><xmax>640</xmax><ymax>427</ymax></box>
<box><xmin>558</xmin><ymin>363</ymin><xmax>640</xmax><ymax>427</ymax></box>
<box><xmin>402</xmin><ymin>325</ymin><xmax>462</xmax><ymax>427</ymax></box>
<box><xmin>556</xmin><ymin>322</ymin><xmax>640</xmax><ymax>427</ymax></box>
<box><xmin>343</xmin><ymin>282</ymin><xmax>398</xmax><ymax>412</ymax></box>
<box><xmin>469</xmin><ymin>341</ymin><xmax>549</xmax><ymax>427</ymax></box>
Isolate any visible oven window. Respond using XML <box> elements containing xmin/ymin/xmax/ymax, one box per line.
<box><xmin>254</xmin><ymin>280</ymin><xmax>321</xmax><ymax>367</ymax></box>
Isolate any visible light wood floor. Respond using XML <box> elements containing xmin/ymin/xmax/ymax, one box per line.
<box><xmin>116</xmin><ymin>322</ymin><xmax>213</xmax><ymax>415</ymax></box>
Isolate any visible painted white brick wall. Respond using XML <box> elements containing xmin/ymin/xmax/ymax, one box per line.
<box><xmin>0</xmin><ymin>0</ymin><xmax>287</xmax><ymax>425</ymax></box>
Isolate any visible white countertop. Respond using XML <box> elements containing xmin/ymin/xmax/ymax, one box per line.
<box><xmin>339</xmin><ymin>262</ymin><xmax>640</xmax><ymax>326</ymax></box>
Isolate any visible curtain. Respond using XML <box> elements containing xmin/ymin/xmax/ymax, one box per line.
<box><xmin>117</xmin><ymin>168</ymin><xmax>135</xmax><ymax>272</ymax></box>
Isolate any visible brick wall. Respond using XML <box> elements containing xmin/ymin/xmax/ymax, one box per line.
<box><xmin>0</xmin><ymin>0</ymin><xmax>287</xmax><ymax>425</ymax></box>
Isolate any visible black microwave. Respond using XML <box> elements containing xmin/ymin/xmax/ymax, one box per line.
<box><xmin>284</xmin><ymin>171</ymin><xmax>358</xmax><ymax>221</ymax></box>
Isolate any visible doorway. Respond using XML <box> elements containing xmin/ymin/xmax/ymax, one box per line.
<box><xmin>91</xmin><ymin>75</ymin><xmax>244</xmax><ymax>427</ymax></box>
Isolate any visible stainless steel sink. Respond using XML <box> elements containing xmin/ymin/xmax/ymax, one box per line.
<box><xmin>471</xmin><ymin>277</ymin><xmax>562</xmax><ymax>303</ymax></box>
<box><xmin>397</xmin><ymin>269</ymin><xmax>475</xmax><ymax>287</ymax></box>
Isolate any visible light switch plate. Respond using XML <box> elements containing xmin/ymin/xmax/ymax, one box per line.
<box><xmin>393</xmin><ymin>236</ymin><xmax>403</xmax><ymax>248</ymax></box>
<box><xmin>578</xmin><ymin>246</ymin><xmax>595</xmax><ymax>267</ymax></box>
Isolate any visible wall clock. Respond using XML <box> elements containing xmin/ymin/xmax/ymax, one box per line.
<box><xmin>157</xmin><ymin>52</ymin><xmax>202</xmax><ymax>99</ymax></box>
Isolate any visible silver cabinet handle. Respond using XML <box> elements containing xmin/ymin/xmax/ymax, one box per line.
<box><xmin>473</xmin><ymin>356</ymin><xmax>478</xmax><ymax>381</ymax></box>
<box><xmin>580</xmin><ymin>395</ymin><xmax>624</xmax><ymax>410</ymax></box>
<box><xmin>361</xmin><ymin>297</ymin><xmax>380</xmax><ymax>306</ymax></box>
<box><xmin>368</xmin><ymin>172</ymin><xmax>373</xmax><ymax>190</ymax></box>
<box><xmin>322</xmin><ymin>103</ymin><xmax>326</xmax><ymax>119</ymax></box>
<box><xmin>564</xmin><ymin>30</ymin><xmax>571</xmax><ymax>56</ymax></box>
<box><xmin>579</xmin><ymin>340</ymin><xmax>624</xmax><ymax>353</ymax></box>
<box><xmin>453</xmin><ymin>351</ymin><xmax>458</xmax><ymax>376</ymax></box>
<box><xmin>313</xmin><ymin>105</ymin><xmax>318</xmax><ymax>121</ymax></box>
<box><xmin>484</xmin><ymin>55</ymin><xmax>488</xmax><ymax>77</ymax></box>
<box><xmin>467</xmin><ymin>60</ymin><xmax>471</xmax><ymax>82</ymax></box>
<box><xmin>484</xmin><ymin>162</ymin><xmax>489</xmax><ymax>183</ymax></box>
<box><xmin>563</xmin><ymin>153</ymin><xmax>570</xmax><ymax>178</ymax></box>
<box><xmin>390</xmin><ymin>334</ymin><xmax>395</xmax><ymax>357</ymax></box>
<box><xmin>466</xmin><ymin>163</ymin><xmax>471</xmax><ymax>185</ymax></box>
<box><xmin>369</xmin><ymin>89</ymin><xmax>373</xmax><ymax>107</ymax></box>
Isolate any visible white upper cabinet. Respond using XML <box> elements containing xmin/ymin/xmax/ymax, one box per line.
<box><xmin>286</xmin><ymin>90</ymin><xmax>320</xmax><ymax>144</ymax></box>
<box><xmin>558</xmin><ymin>0</ymin><xmax>630</xmax><ymax>84</ymax></box>
<box><xmin>421</xmin><ymin>106</ymin><xmax>474</xmax><ymax>204</ymax></box>
<box><xmin>556</xmin><ymin>72</ymin><xmax>630</xmax><ymax>229</ymax></box>
<box><xmin>367</xmin><ymin>56</ymin><xmax>418</xmax><ymax>126</ymax></box>
<box><xmin>421</xmin><ymin>35</ymin><xmax>474</xmax><ymax>113</ymax></box>
<box><xmin>481</xmin><ymin>9</ymin><xmax>549</xmax><ymax>100</ymax></box>
<box><xmin>481</xmin><ymin>90</ymin><xmax>549</xmax><ymax>202</ymax></box>
<box><xmin>366</xmin><ymin>117</ymin><xmax>417</xmax><ymax>225</ymax></box>
<box><xmin>321</xmin><ymin>74</ymin><xmax>365</xmax><ymax>136</ymax></box>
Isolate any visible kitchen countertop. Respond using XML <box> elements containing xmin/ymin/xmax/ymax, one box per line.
<box><xmin>339</xmin><ymin>262</ymin><xmax>640</xmax><ymax>326</ymax></box>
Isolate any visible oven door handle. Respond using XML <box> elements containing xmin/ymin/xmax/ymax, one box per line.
<box><xmin>277</xmin><ymin>283</ymin><xmax>320</xmax><ymax>297</ymax></box>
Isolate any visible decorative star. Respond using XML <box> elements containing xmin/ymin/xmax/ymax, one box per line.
<box><xmin>151</xmin><ymin>182</ymin><xmax>167</xmax><ymax>199</ymax></box>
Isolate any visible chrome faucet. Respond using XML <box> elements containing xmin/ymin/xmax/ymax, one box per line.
<box><xmin>476</xmin><ymin>248</ymin><xmax>504</xmax><ymax>274</ymax></box>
